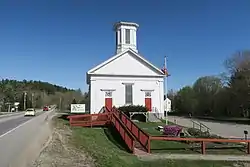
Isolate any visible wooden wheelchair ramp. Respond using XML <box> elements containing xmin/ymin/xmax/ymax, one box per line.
<box><xmin>67</xmin><ymin>107</ymin><xmax>150</xmax><ymax>154</ymax></box>
<box><xmin>67</xmin><ymin>107</ymin><xmax>250</xmax><ymax>157</ymax></box>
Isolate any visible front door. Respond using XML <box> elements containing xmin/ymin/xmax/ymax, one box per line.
<box><xmin>145</xmin><ymin>91</ymin><xmax>152</xmax><ymax>111</ymax></box>
<box><xmin>105</xmin><ymin>91</ymin><xmax>112</xmax><ymax>110</ymax></box>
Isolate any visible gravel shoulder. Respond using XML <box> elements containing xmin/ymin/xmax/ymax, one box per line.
<box><xmin>30</xmin><ymin>116</ymin><xmax>95</xmax><ymax>167</ymax></box>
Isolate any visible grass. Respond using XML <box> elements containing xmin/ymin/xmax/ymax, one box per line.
<box><xmin>56</xmin><ymin>117</ymin><xmax>237</xmax><ymax>167</ymax></box>
<box><xmin>136</xmin><ymin>121</ymin><xmax>246</xmax><ymax>155</ymax></box>
<box><xmin>136</xmin><ymin>121</ymin><xmax>192</xmax><ymax>154</ymax></box>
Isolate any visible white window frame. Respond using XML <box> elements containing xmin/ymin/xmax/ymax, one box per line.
<box><xmin>125</xmin><ymin>29</ymin><xmax>130</xmax><ymax>44</ymax></box>
<box><xmin>123</xmin><ymin>83</ymin><xmax>134</xmax><ymax>105</ymax></box>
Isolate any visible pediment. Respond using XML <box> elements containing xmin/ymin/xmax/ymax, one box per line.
<box><xmin>88</xmin><ymin>49</ymin><xmax>164</xmax><ymax>76</ymax></box>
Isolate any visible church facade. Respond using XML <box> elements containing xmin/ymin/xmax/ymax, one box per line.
<box><xmin>87</xmin><ymin>22</ymin><xmax>166</xmax><ymax>118</ymax></box>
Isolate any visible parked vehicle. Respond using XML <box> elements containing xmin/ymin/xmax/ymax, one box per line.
<box><xmin>24</xmin><ymin>108</ymin><xmax>36</xmax><ymax>116</ymax></box>
<box><xmin>43</xmin><ymin>106</ymin><xmax>49</xmax><ymax>111</ymax></box>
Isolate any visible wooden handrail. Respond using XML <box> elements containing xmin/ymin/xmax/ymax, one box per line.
<box><xmin>150</xmin><ymin>135</ymin><xmax>250</xmax><ymax>154</ymax></box>
<box><xmin>67</xmin><ymin>113</ymin><xmax>109</xmax><ymax>118</ymax></box>
<box><xmin>151</xmin><ymin>136</ymin><xmax>250</xmax><ymax>143</ymax></box>
<box><xmin>111</xmin><ymin>110</ymin><xmax>135</xmax><ymax>153</ymax></box>
<box><xmin>112</xmin><ymin>107</ymin><xmax>150</xmax><ymax>138</ymax></box>
<box><xmin>112</xmin><ymin>107</ymin><xmax>151</xmax><ymax>152</ymax></box>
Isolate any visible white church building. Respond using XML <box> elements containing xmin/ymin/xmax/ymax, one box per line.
<box><xmin>87</xmin><ymin>21</ymin><xmax>169</xmax><ymax>118</ymax></box>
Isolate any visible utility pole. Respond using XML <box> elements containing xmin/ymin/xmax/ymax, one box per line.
<box><xmin>6</xmin><ymin>102</ymin><xmax>11</xmax><ymax>112</ymax></box>
<box><xmin>24</xmin><ymin>92</ymin><xmax>27</xmax><ymax>111</ymax></box>
<box><xmin>31</xmin><ymin>92</ymin><xmax>34</xmax><ymax>108</ymax></box>
<box><xmin>8</xmin><ymin>103</ymin><xmax>11</xmax><ymax>112</ymax></box>
<box><xmin>59</xmin><ymin>97</ymin><xmax>62</xmax><ymax>111</ymax></box>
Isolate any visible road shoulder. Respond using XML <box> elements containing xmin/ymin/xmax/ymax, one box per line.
<box><xmin>29</xmin><ymin>115</ymin><xmax>95</xmax><ymax>167</ymax></box>
<box><xmin>9</xmin><ymin>111</ymin><xmax>54</xmax><ymax>167</ymax></box>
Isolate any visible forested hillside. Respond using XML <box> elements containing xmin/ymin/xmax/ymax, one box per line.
<box><xmin>169</xmin><ymin>50</ymin><xmax>250</xmax><ymax>118</ymax></box>
<box><xmin>0</xmin><ymin>79</ymin><xmax>89</xmax><ymax>112</ymax></box>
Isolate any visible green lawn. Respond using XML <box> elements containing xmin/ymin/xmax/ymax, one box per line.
<box><xmin>136</xmin><ymin>121</ymin><xmax>192</xmax><ymax>154</ymax></box>
<box><xmin>56</xmin><ymin>118</ymin><xmax>237</xmax><ymax>167</ymax></box>
<box><xmin>136</xmin><ymin>121</ymin><xmax>246</xmax><ymax>155</ymax></box>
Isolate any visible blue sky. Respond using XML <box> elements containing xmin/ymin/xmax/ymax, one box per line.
<box><xmin>0</xmin><ymin>0</ymin><xmax>249</xmax><ymax>92</ymax></box>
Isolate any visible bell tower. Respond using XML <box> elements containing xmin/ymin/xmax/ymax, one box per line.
<box><xmin>114</xmin><ymin>21</ymin><xmax>139</xmax><ymax>54</ymax></box>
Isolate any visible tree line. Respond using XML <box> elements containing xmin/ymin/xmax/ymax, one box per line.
<box><xmin>168</xmin><ymin>50</ymin><xmax>250</xmax><ymax>118</ymax></box>
<box><xmin>0</xmin><ymin>79</ymin><xmax>89</xmax><ymax>112</ymax></box>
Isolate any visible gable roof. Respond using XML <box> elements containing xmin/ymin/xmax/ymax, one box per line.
<box><xmin>87</xmin><ymin>48</ymin><xmax>164</xmax><ymax>76</ymax></box>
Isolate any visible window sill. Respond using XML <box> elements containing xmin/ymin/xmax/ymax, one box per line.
<box><xmin>124</xmin><ymin>103</ymin><xmax>133</xmax><ymax>106</ymax></box>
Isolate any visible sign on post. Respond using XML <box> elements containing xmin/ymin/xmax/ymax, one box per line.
<box><xmin>71</xmin><ymin>104</ymin><xmax>86</xmax><ymax>113</ymax></box>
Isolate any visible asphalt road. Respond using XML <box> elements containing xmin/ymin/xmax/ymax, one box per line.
<box><xmin>0</xmin><ymin>110</ymin><xmax>43</xmax><ymax>137</ymax></box>
<box><xmin>0</xmin><ymin>108</ymin><xmax>54</xmax><ymax>167</ymax></box>
<box><xmin>168</xmin><ymin>116</ymin><xmax>250</xmax><ymax>139</ymax></box>
<box><xmin>0</xmin><ymin>112</ymin><xmax>25</xmax><ymax>124</ymax></box>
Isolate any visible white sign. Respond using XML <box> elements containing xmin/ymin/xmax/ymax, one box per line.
<box><xmin>14</xmin><ymin>102</ymin><xmax>20</xmax><ymax>106</ymax></box>
<box><xmin>71</xmin><ymin>104</ymin><xmax>86</xmax><ymax>113</ymax></box>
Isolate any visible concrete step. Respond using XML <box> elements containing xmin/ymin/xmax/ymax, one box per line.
<box><xmin>148</xmin><ymin>113</ymin><xmax>161</xmax><ymax>122</ymax></box>
<box><xmin>134</xmin><ymin>141</ymin><xmax>147</xmax><ymax>155</ymax></box>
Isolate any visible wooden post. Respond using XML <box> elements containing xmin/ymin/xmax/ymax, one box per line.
<box><xmin>59</xmin><ymin>97</ymin><xmax>62</xmax><ymax>111</ymax></box>
<box><xmin>201</xmin><ymin>141</ymin><xmax>206</xmax><ymax>154</ymax></box>
<box><xmin>90</xmin><ymin>115</ymin><xmax>92</xmax><ymax>128</ymax></box>
<box><xmin>247</xmin><ymin>142</ymin><xmax>250</xmax><ymax>154</ymax></box>
<box><xmin>148</xmin><ymin>136</ymin><xmax>151</xmax><ymax>153</ymax></box>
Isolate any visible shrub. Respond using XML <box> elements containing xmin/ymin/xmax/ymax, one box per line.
<box><xmin>186</xmin><ymin>128</ymin><xmax>228</xmax><ymax>144</ymax></box>
<box><xmin>118</xmin><ymin>105</ymin><xmax>148</xmax><ymax>122</ymax></box>
<box><xmin>187</xmin><ymin>128</ymin><xmax>210</xmax><ymax>138</ymax></box>
<box><xmin>163</xmin><ymin>125</ymin><xmax>183</xmax><ymax>137</ymax></box>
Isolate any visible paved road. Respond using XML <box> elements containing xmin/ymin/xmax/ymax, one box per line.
<box><xmin>0</xmin><ymin>108</ymin><xmax>54</xmax><ymax>167</ymax></box>
<box><xmin>168</xmin><ymin>116</ymin><xmax>250</xmax><ymax>139</ymax></box>
<box><xmin>0</xmin><ymin>111</ymin><xmax>25</xmax><ymax>118</ymax></box>
<box><xmin>0</xmin><ymin>112</ymin><xmax>25</xmax><ymax>124</ymax></box>
<box><xmin>0</xmin><ymin>110</ymin><xmax>44</xmax><ymax>137</ymax></box>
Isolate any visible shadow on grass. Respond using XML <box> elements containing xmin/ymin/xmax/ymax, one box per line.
<box><xmin>104</xmin><ymin>125</ymin><xmax>132</xmax><ymax>153</ymax></box>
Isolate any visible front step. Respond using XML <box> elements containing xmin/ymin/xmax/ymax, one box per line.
<box><xmin>148</xmin><ymin>112</ymin><xmax>161</xmax><ymax>122</ymax></box>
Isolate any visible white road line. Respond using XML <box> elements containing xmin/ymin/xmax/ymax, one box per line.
<box><xmin>0</xmin><ymin>118</ymin><xmax>35</xmax><ymax>138</ymax></box>
<box><xmin>0</xmin><ymin>111</ymin><xmax>47</xmax><ymax>139</ymax></box>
